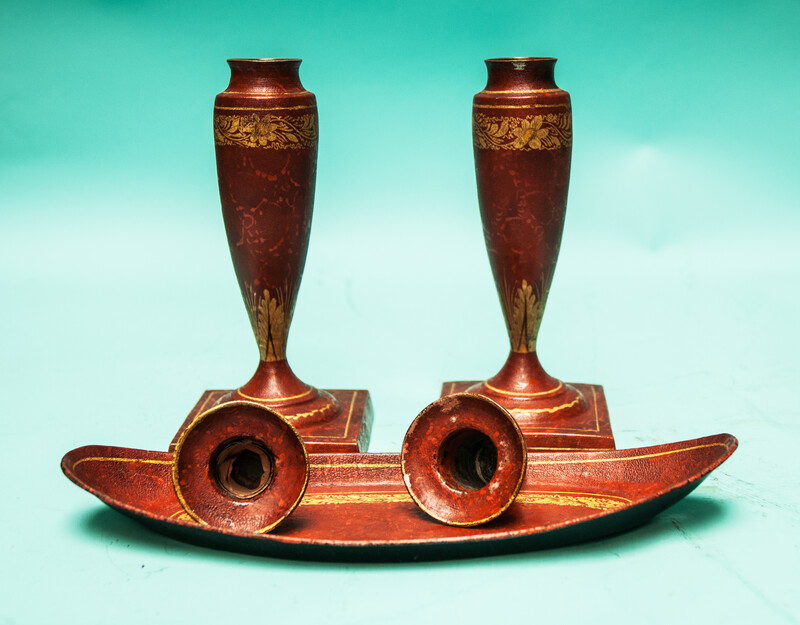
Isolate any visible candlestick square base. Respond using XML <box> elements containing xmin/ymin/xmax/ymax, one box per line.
<box><xmin>440</xmin><ymin>381</ymin><xmax>615</xmax><ymax>451</ymax></box>
<box><xmin>170</xmin><ymin>389</ymin><xmax>373</xmax><ymax>453</ymax></box>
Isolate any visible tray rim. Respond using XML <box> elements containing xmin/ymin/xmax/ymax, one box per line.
<box><xmin>62</xmin><ymin>434</ymin><xmax>737</xmax><ymax>555</ymax></box>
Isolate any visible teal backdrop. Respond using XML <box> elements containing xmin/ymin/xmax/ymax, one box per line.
<box><xmin>1</xmin><ymin>0</ymin><xmax>798</xmax><ymax>623</ymax></box>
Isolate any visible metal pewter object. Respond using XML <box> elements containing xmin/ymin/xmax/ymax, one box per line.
<box><xmin>443</xmin><ymin>57</ymin><xmax>614</xmax><ymax>451</ymax></box>
<box><xmin>174</xmin><ymin>58</ymin><xmax>373</xmax><ymax>453</ymax></box>
<box><xmin>401</xmin><ymin>394</ymin><xmax>526</xmax><ymax>526</ymax></box>
<box><xmin>172</xmin><ymin>402</ymin><xmax>308</xmax><ymax>533</ymax></box>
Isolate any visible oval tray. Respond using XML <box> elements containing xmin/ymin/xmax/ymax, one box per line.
<box><xmin>62</xmin><ymin>433</ymin><xmax>736</xmax><ymax>561</ymax></box>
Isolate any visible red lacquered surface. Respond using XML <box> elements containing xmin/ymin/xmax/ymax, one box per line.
<box><xmin>466</xmin><ymin>57</ymin><xmax>597</xmax><ymax>438</ymax></box>
<box><xmin>173</xmin><ymin>402</ymin><xmax>308</xmax><ymax>533</ymax></box>
<box><xmin>172</xmin><ymin>390</ymin><xmax>374</xmax><ymax>453</ymax></box>
<box><xmin>62</xmin><ymin>434</ymin><xmax>737</xmax><ymax>561</ymax></box>
<box><xmin>214</xmin><ymin>58</ymin><xmax>341</xmax><ymax>426</ymax></box>
<box><xmin>401</xmin><ymin>394</ymin><xmax>527</xmax><ymax>526</ymax></box>
<box><xmin>443</xmin><ymin>381</ymin><xmax>615</xmax><ymax>450</ymax></box>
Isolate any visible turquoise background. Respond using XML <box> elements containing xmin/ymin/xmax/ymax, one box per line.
<box><xmin>1</xmin><ymin>0</ymin><xmax>798</xmax><ymax>623</ymax></box>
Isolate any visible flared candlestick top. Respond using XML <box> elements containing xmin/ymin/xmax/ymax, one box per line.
<box><xmin>483</xmin><ymin>57</ymin><xmax>558</xmax><ymax>92</ymax></box>
<box><xmin>225</xmin><ymin>58</ymin><xmax>306</xmax><ymax>94</ymax></box>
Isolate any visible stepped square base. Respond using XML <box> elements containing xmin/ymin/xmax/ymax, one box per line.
<box><xmin>440</xmin><ymin>381</ymin><xmax>615</xmax><ymax>451</ymax></box>
<box><xmin>170</xmin><ymin>389</ymin><xmax>373</xmax><ymax>453</ymax></box>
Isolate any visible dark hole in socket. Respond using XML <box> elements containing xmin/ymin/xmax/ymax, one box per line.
<box><xmin>437</xmin><ymin>428</ymin><xmax>498</xmax><ymax>491</ymax></box>
<box><xmin>213</xmin><ymin>438</ymin><xmax>274</xmax><ymax>499</ymax></box>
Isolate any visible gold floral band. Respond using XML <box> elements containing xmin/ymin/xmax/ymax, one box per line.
<box><xmin>473</xmin><ymin>112</ymin><xmax>572</xmax><ymax>151</ymax></box>
<box><xmin>214</xmin><ymin>113</ymin><xmax>318</xmax><ymax>149</ymax></box>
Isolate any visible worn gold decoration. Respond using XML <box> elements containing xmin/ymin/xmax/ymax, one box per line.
<box><xmin>72</xmin><ymin>456</ymin><xmax>170</xmax><ymax>468</ymax></box>
<box><xmin>515</xmin><ymin>492</ymin><xmax>627</xmax><ymax>510</ymax></box>
<box><xmin>484</xmin><ymin>380</ymin><xmax>564</xmax><ymax>397</ymax></box>
<box><xmin>214</xmin><ymin>113</ymin><xmax>318</xmax><ymax>149</ymax></box>
<box><xmin>509</xmin><ymin>396</ymin><xmax>583</xmax><ymax>414</ymax></box>
<box><xmin>169</xmin><ymin>510</ymin><xmax>194</xmax><ymax>522</ymax></box>
<box><xmin>164</xmin><ymin>491</ymin><xmax>627</xmax><ymax>512</ymax></box>
<box><xmin>289</xmin><ymin>405</ymin><xmax>335</xmax><ymax>421</ymax></box>
<box><xmin>473</xmin><ymin>112</ymin><xmax>572</xmax><ymax>151</ymax></box>
<box><xmin>239</xmin><ymin>387</ymin><xmax>313</xmax><ymax>402</ymax></box>
<box><xmin>304</xmin><ymin>493</ymin><xmax>413</xmax><ymax>505</ymax></box>
<box><xmin>502</xmin><ymin>279</ymin><xmax>546</xmax><ymax>352</ymax></box>
<box><xmin>244</xmin><ymin>285</ymin><xmax>290</xmax><ymax>361</ymax></box>
<box><xmin>299</xmin><ymin>491</ymin><xmax>627</xmax><ymax>510</ymax></box>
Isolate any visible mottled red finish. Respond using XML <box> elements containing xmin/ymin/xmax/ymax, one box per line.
<box><xmin>401</xmin><ymin>394</ymin><xmax>526</xmax><ymax>526</ymax></box>
<box><xmin>58</xmin><ymin>56</ymin><xmax>740</xmax><ymax>561</ymax></box>
<box><xmin>173</xmin><ymin>389</ymin><xmax>373</xmax><ymax>453</ymax></box>
<box><xmin>173</xmin><ymin>402</ymin><xmax>308</xmax><ymax>533</ymax></box>
<box><xmin>214</xmin><ymin>58</ymin><xmax>340</xmax><ymax>426</ymax></box>
<box><xmin>457</xmin><ymin>57</ymin><xmax>610</xmax><ymax>447</ymax></box>
<box><xmin>61</xmin><ymin>434</ymin><xmax>737</xmax><ymax>561</ymax></box>
<box><xmin>442</xmin><ymin>381</ymin><xmax>615</xmax><ymax>450</ymax></box>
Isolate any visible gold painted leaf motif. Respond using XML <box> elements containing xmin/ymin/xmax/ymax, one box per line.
<box><xmin>503</xmin><ymin>279</ymin><xmax>546</xmax><ymax>353</ymax></box>
<box><xmin>214</xmin><ymin>113</ymin><xmax>318</xmax><ymax>149</ymax></box>
<box><xmin>473</xmin><ymin>112</ymin><xmax>572</xmax><ymax>151</ymax></box>
<box><xmin>244</xmin><ymin>285</ymin><xmax>291</xmax><ymax>361</ymax></box>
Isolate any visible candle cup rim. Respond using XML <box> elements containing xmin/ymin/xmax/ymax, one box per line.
<box><xmin>227</xmin><ymin>58</ymin><xmax>302</xmax><ymax>63</ymax></box>
<box><xmin>485</xmin><ymin>57</ymin><xmax>556</xmax><ymax>63</ymax></box>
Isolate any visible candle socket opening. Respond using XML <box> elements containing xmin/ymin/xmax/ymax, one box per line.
<box><xmin>437</xmin><ymin>428</ymin><xmax>498</xmax><ymax>491</ymax></box>
<box><xmin>213</xmin><ymin>438</ymin><xmax>274</xmax><ymax>499</ymax></box>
